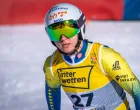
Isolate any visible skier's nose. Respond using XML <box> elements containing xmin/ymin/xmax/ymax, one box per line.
<box><xmin>60</xmin><ymin>35</ymin><xmax>68</xmax><ymax>41</ymax></box>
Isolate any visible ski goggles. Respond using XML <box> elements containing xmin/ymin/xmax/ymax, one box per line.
<box><xmin>45</xmin><ymin>20</ymin><xmax>80</xmax><ymax>42</ymax></box>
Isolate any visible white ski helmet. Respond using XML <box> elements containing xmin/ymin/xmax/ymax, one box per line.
<box><xmin>44</xmin><ymin>3</ymin><xmax>86</xmax><ymax>41</ymax></box>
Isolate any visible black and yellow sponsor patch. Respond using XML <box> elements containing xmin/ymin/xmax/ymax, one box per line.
<box><xmin>57</xmin><ymin>66</ymin><xmax>93</xmax><ymax>89</ymax></box>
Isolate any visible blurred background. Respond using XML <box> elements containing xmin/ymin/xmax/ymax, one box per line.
<box><xmin>0</xmin><ymin>0</ymin><xmax>140</xmax><ymax>110</ymax></box>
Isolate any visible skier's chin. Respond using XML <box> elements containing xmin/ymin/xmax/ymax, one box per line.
<box><xmin>62</xmin><ymin>48</ymin><xmax>74</xmax><ymax>53</ymax></box>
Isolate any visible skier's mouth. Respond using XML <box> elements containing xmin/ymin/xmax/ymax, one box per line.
<box><xmin>62</xmin><ymin>43</ymin><xmax>70</xmax><ymax>48</ymax></box>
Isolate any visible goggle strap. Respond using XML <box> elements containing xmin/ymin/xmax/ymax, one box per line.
<box><xmin>77</xmin><ymin>13</ymin><xmax>86</xmax><ymax>28</ymax></box>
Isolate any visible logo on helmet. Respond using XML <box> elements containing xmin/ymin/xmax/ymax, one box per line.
<box><xmin>50</xmin><ymin>6</ymin><xmax>59</xmax><ymax>13</ymax></box>
<box><xmin>49</xmin><ymin>11</ymin><xmax>68</xmax><ymax>20</ymax></box>
<box><xmin>54</xmin><ymin>18</ymin><xmax>63</xmax><ymax>23</ymax></box>
<box><xmin>49</xmin><ymin>6</ymin><xmax>68</xmax><ymax>13</ymax></box>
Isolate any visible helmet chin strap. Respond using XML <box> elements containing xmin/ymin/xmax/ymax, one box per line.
<box><xmin>57</xmin><ymin>40</ymin><xmax>82</xmax><ymax>55</ymax></box>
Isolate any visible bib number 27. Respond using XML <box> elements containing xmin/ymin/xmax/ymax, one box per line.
<box><xmin>70</xmin><ymin>93</ymin><xmax>93</xmax><ymax>107</ymax></box>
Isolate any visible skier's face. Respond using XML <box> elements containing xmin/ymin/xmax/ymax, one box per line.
<box><xmin>54</xmin><ymin>34</ymin><xmax>78</xmax><ymax>54</ymax></box>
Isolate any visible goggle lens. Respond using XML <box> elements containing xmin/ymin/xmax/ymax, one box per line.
<box><xmin>46</xmin><ymin>20</ymin><xmax>80</xmax><ymax>41</ymax></box>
